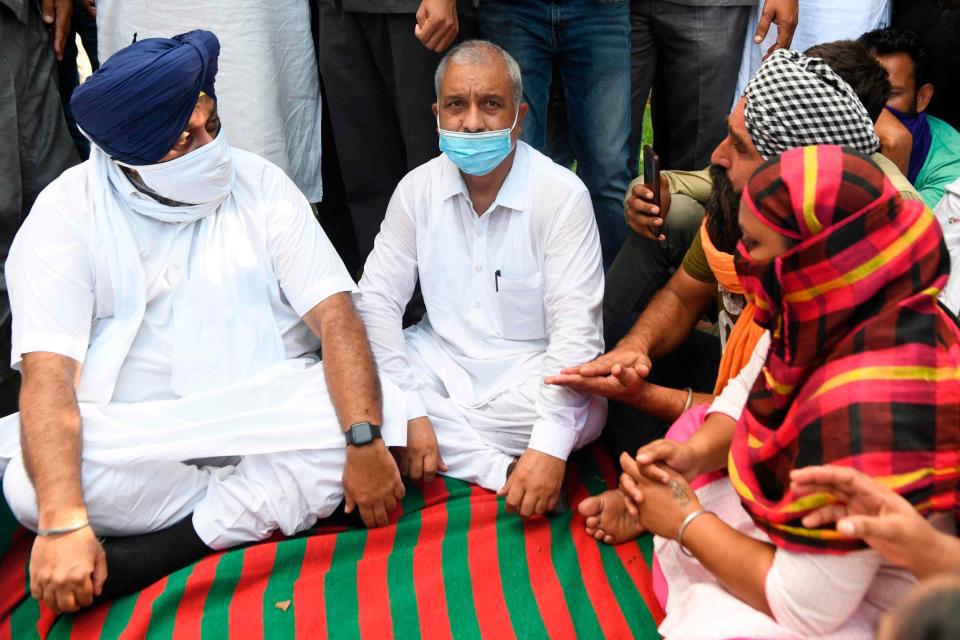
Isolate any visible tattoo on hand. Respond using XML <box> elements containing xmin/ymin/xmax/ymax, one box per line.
<box><xmin>669</xmin><ymin>479</ymin><xmax>691</xmax><ymax>506</ymax></box>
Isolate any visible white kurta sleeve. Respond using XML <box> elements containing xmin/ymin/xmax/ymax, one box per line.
<box><xmin>765</xmin><ymin>547</ymin><xmax>884</xmax><ymax>636</ymax></box>
<box><xmin>6</xmin><ymin>191</ymin><xmax>95</xmax><ymax>370</ymax></box>
<box><xmin>933</xmin><ymin>180</ymin><xmax>960</xmax><ymax>315</ymax></box>
<box><xmin>708</xmin><ymin>331</ymin><xmax>771</xmax><ymax>421</ymax></box>
<box><xmin>528</xmin><ymin>189</ymin><xmax>605</xmax><ymax>460</ymax></box>
<box><xmin>265</xmin><ymin>173</ymin><xmax>357</xmax><ymax>317</ymax></box>
<box><xmin>356</xmin><ymin>189</ymin><xmax>428</xmax><ymax>419</ymax></box>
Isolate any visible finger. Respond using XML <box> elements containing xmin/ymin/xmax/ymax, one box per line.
<box><xmin>754</xmin><ymin>7</ymin><xmax>774</xmax><ymax>43</ymax></box>
<box><xmin>373</xmin><ymin>503</ymin><xmax>389</xmax><ymax>528</ymax></box>
<box><xmin>30</xmin><ymin>576</ymin><xmax>41</xmax><ymax>601</ymax></box>
<box><xmin>533</xmin><ymin>497</ymin><xmax>548</xmax><ymax>516</ymax></box>
<box><xmin>417</xmin><ymin>19</ymin><xmax>441</xmax><ymax>47</ymax></box>
<box><xmin>344</xmin><ymin>494</ymin><xmax>356</xmax><ymax>514</ymax></box>
<box><xmin>547</xmin><ymin>493</ymin><xmax>559</xmax><ymax>513</ymax></box>
<box><xmin>422</xmin><ymin>451</ymin><xmax>438</xmax><ymax>482</ymax></box>
<box><xmin>801</xmin><ymin>503</ymin><xmax>848</xmax><ymax>528</ymax></box>
<box><xmin>505</xmin><ymin>482</ymin><xmax>525</xmax><ymax>513</ymax></box>
<box><xmin>837</xmin><ymin>515</ymin><xmax>891</xmax><ymax>540</ymax></box>
<box><xmin>436</xmin><ymin>28</ymin><xmax>457</xmax><ymax>54</ymax></box>
<box><xmin>437</xmin><ymin>452</ymin><xmax>448</xmax><ymax>473</ymax></box>
<box><xmin>358</xmin><ymin>503</ymin><xmax>376</xmax><ymax>528</ymax></box>
<box><xmin>408</xmin><ymin>451</ymin><xmax>424</xmax><ymax>482</ymax></box>
<box><xmin>56</xmin><ymin>588</ymin><xmax>78</xmax><ymax>614</ymax></box>
<box><xmin>44</xmin><ymin>588</ymin><xmax>61</xmax><ymax>615</ymax></box>
<box><xmin>497</xmin><ymin>474</ymin><xmax>512</xmax><ymax>497</ymax></box>
<box><xmin>76</xmin><ymin>574</ymin><xmax>94</xmax><ymax>608</ymax></box>
<box><xmin>623</xmin><ymin>492</ymin><xmax>640</xmax><ymax>518</ymax></box>
<box><xmin>620</xmin><ymin>473</ymin><xmax>644</xmax><ymax>507</ymax></box>
<box><xmin>54</xmin><ymin>1</ymin><xmax>71</xmax><ymax>60</ymax></box>
<box><xmin>619</xmin><ymin>451</ymin><xmax>642</xmax><ymax>479</ymax></box>
<box><xmin>394</xmin><ymin>478</ymin><xmax>406</xmax><ymax>501</ymax></box>
<box><xmin>519</xmin><ymin>491</ymin><xmax>538</xmax><ymax>518</ymax></box>
<box><xmin>772</xmin><ymin>16</ymin><xmax>797</xmax><ymax>53</ymax></box>
<box><xmin>41</xmin><ymin>0</ymin><xmax>55</xmax><ymax>23</ymax></box>
<box><xmin>93</xmin><ymin>550</ymin><xmax>108</xmax><ymax>597</ymax></box>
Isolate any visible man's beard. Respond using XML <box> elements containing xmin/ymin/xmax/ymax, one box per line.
<box><xmin>704</xmin><ymin>165</ymin><xmax>742</xmax><ymax>254</ymax></box>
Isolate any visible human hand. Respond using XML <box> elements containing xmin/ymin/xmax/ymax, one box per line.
<box><xmin>545</xmin><ymin>362</ymin><xmax>648</xmax><ymax>403</ymax></box>
<box><xmin>415</xmin><ymin>0</ymin><xmax>459</xmax><ymax>53</ymax></box>
<box><xmin>558</xmin><ymin>342</ymin><xmax>652</xmax><ymax>379</ymax></box>
<box><xmin>41</xmin><ymin>0</ymin><xmax>73</xmax><ymax>61</ymax></box>
<box><xmin>498</xmin><ymin>449</ymin><xmax>566</xmax><ymax>518</ymax></box>
<box><xmin>755</xmin><ymin>0</ymin><xmax>798</xmax><ymax>56</ymax></box>
<box><xmin>624</xmin><ymin>174</ymin><xmax>672</xmax><ymax>241</ymax></box>
<box><xmin>790</xmin><ymin>465</ymin><xmax>943</xmax><ymax>576</ymax></box>
<box><xmin>80</xmin><ymin>0</ymin><xmax>96</xmax><ymax>17</ymax></box>
<box><xmin>876</xmin><ymin>109</ymin><xmax>913</xmax><ymax>177</ymax></box>
<box><xmin>29</xmin><ymin>526</ymin><xmax>107</xmax><ymax>614</ymax></box>
<box><xmin>393</xmin><ymin>416</ymin><xmax>448</xmax><ymax>482</ymax></box>
<box><xmin>342</xmin><ymin>440</ymin><xmax>406</xmax><ymax>527</ymax></box>
<box><xmin>634</xmin><ymin>438</ymin><xmax>700</xmax><ymax>482</ymax></box>
<box><xmin>618</xmin><ymin>454</ymin><xmax>701</xmax><ymax>539</ymax></box>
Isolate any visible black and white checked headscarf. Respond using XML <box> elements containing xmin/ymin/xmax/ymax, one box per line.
<box><xmin>744</xmin><ymin>50</ymin><xmax>881</xmax><ymax>160</ymax></box>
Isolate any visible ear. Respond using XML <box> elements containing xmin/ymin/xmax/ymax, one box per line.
<box><xmin>516</xmin><ymin>102</ymin><xmax>529</xmax><ymax>134</ymax></box>
<box><xmin>916</xmin><ymin>83</ymin><xmax>934</xmax><ymax>113</ymax></box>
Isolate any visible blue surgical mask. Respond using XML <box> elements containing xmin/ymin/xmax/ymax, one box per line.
<box><xmin>438</xmin><ymin>110</ymin><xmax>519</xmax><ymax>176</ymax></box>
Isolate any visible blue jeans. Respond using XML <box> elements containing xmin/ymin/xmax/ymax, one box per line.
<box><xmin>480</xmin><ymin>0</ymin><xmax>632</xmax><ymax>268</ymax></box>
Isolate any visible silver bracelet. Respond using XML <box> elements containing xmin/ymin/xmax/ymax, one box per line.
<box><xmin>36</xmin><ymin>520</ymin><xmax>90</xmax><ymax>537</ymax></box>
<box><xmin>682</xmin><ymin>387</ymin><xmax>694</xmax><ymax>413</ymax></box>
<box><xmin>677</xmin><ymin>508</ymin><xmax>711</xmax><ymax>557</ymax></box>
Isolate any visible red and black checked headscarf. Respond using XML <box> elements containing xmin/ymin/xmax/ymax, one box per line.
<box><xmin>729</xmin><ymin>145</ymin><xmax>960</xmax><ymax>554</ymax></box>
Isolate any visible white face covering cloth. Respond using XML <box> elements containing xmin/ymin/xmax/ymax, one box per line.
<box><xmin>81</xmin><ymin>136</ymin><xmax>286</xmax><ymax>403</ymax></box>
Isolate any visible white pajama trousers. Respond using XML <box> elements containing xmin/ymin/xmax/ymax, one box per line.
<box><xmin>3</xmin><ymin>447</ymin><xmax>347</xmax><ymax>550</ymax></box>
<box><xmin>406</xmin><ymin>346</ymin><xmax>606</xmax><ymax>492</ymax></box>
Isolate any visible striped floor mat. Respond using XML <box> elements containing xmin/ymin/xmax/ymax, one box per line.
<box><xmin>0</xmin><ymin>445</ymin><xmax>664</xmax><ymax>639</ymax></box>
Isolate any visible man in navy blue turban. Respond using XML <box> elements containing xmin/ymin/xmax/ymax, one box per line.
<box><xmin>72</xmin><ymin>29</ymin><xmax>220</xmax><ymax>165</ymax></box>
<box><xmin>0</xmin><ymin>30</ymin><xmax>416</xmax><ymax>614</ymax></box>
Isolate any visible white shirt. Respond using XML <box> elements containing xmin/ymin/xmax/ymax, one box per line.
<box><xmin>357</xmin><ymin>142</ymin><xmax>604</xmax><ymax>460</ymax></box>
<box><xmin>934</xmin><ymin>177</ymin><xmax>960</xmax><ymax>315</ymax></box>
<box><xmin>7</xmin><ymin>149</ymin><xmax>356</xmax><ymax>403</ymax></box>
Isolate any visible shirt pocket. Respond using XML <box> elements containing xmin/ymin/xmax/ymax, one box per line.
<box><xmin>496</xmin><ymin>271</ymin><xmax>547</xmax><ymax>341</ymax></box>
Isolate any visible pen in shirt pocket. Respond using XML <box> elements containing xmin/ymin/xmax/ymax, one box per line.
<box><xmin>495</xmin><ymin>269</ymin><xmax>501</xmax><ymax>292</ymax></box>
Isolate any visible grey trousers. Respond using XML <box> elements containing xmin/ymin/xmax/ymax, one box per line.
<box><xmin>0</xmin><ymin>2</ymin><xmax>78</xmax><ymax>413</ymax></box>
<box><xmin>603</xmin><ymin>193</ymin><xmax>705</xmax><ymax>328</ymax></box>
<box><xmin>629</xmin><ymin>0</ymin><xmax>751</xmax><ymax>171</ymax></box>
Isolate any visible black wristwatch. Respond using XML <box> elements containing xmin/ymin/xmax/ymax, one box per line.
<box><xmin>344</xmin><ymin>421</ymin><xmax>383</xmax><ymax>446</ymax></box>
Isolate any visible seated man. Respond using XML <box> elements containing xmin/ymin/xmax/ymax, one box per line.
<box><xmin>933</xmin><ymin>176</ymin><xmax>960</xmax><ymax>314</ymax></box>
<box><xmin>860</xmin><ymin>27</ymin><xmax>960</xmax><ymax>208</ymax></box>
<box><xmin>356</xmin><ymin>40</ymin><xmax>606</xmax><ymax>518</ymax></box>
<box><xmin>0</xmin><ymin>31</ymin><xmax>409</xmax><ymax>613</ymax></box>
<box><xmin>548</xmin><ymin>48</ymin><xmax>922</xmax><ymax>542</ymax></box>
<box><xmin>585</xmin><ymin>42</ymin><xmax>923</xmax><ymax>458</ymax></box>
<box><xmin>604</xmin><ymin>39</ymin><xmax>911</xmax><ymax>327</ymax></box>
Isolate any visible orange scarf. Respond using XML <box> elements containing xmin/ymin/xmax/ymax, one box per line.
<box><xmin>700</xmin><ymin>223</ymin><xmax>765</xmax><ymax>394</ymax></box>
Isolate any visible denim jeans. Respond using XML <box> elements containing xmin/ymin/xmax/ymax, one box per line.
<box><xmin>480</xmin><ymin>0</ymin><xmax>632</xmax><ymax>268</ymax></box>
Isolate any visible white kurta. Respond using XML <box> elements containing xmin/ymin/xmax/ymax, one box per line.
<box><xmin>357</xmin><ymin>143</ymin><xmax>607</xmax><ymax>490</ymax></box>
<box><xmin>96</xmin><ymin>0</ymin><xmax>324</xmax><ymax>201</ymax></box>
<box><xmin>933</xmin><ymin>177</ymin><xmax>960</xmax><ymax>315</ymax></box>
<box><xmin>733</xmin><ymin>0</ymin><xmax>892</xmax><ymax>102</ymax></box>
<box><xmin>0</xmin><ymin>149</ymin><xmax>406</xmax><ymax>548</ymax></box>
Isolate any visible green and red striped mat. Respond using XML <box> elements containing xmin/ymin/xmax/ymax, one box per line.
<box><xmin>0</xmin><ymin>445</ymin><xmax>664</xmax><ymax>639</ymax></box>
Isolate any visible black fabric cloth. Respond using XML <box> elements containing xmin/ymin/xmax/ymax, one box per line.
<box><xmin>315</xmin><ymin>3</ymin><xmax>477</xmax><ymax>276</ymax></box>
<box><xmin>602</xmin><ymin>317</ymin><xmax>721</xmax><ymax>458</ymax></box>
<box><xmin>0</xmin><ymin>1</ymin><xmax>79</xmax><ymax>416</ymax></box>
<box><xmin>57</xmin><ymin>1</ymin><xmax>100</xmax><ymax>160</ymax></box>
<box><xmin>98</xmin><ymin>516</ymin><xmax>212</xmax><ymax>603</ymax></box>
<box><xmin>893</xmin><ymin>0</ymin><xmax>960</xmax><ymax>130</ymax></box>
<box><xmin>629</xmin><ymin>0</ymin><xmax>750</xmax><ymax>170</ymax></box>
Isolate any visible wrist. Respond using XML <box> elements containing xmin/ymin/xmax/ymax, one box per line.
<box><xmin>38</xmin><ymin>504</ymin><xmax>88</xmax><ymax>530</ymax></box>
<box><xmin>910</xmin><ymin>527</ymin><xmax>953</xmax><ymax>579</ymax></box>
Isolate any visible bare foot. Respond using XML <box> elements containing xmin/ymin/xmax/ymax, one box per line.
<box><xmin>578</xmin><ymin>489</ymin><xmax>643</xmax><ymax>544</ymax></box>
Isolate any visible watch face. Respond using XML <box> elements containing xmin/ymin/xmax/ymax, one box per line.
<box><xmin>351</xmin><ymin>422</ymin><xmax>373</xmax><ymax>445</ymax></box>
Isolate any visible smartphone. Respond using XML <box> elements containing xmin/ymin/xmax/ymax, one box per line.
<box><xmin>642</xmin><ymin>145</ymin><xmax>661</xmax><ymax>210</ymax></box>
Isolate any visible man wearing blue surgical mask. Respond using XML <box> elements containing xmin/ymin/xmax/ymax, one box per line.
<box><xmin>357</xmin><ymin>40</ymin><xmax>607</xmax><ymax>519</ymax></box>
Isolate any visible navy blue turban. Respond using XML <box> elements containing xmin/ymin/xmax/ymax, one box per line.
<box><xmin>72</xmin><ymin>30</ymin><xmax>220</xmax><ymax>165</ymax></box>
